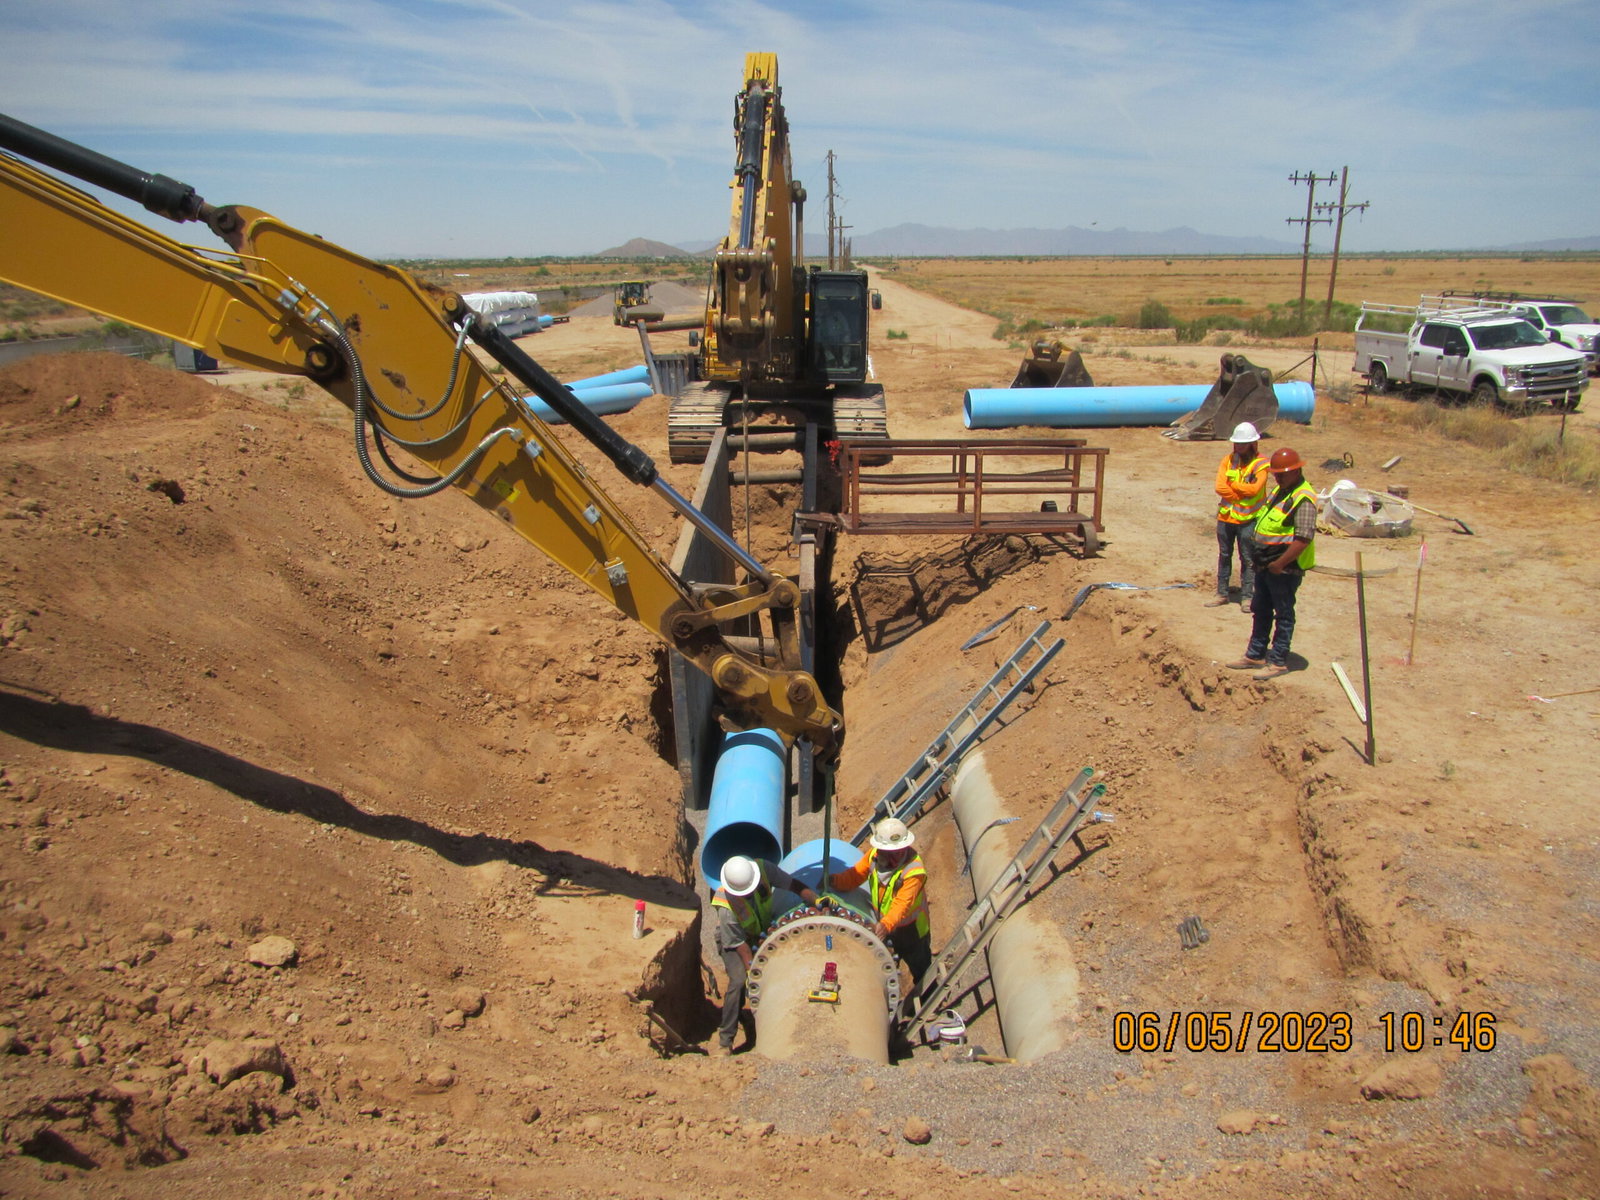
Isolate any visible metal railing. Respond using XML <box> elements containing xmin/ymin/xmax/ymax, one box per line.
<box><xmin>833</xmin><ymin>438</ymin><xmax>1106</xmax><ymax>551</ymax></box>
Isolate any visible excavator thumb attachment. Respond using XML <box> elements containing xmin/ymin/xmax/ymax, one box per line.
<box><xmin>1162</xmin><ymin>353</ymin><xmax>1279</xmax><ymax>441</ymax></box>
<box><xmin>1010</xmin><ymin>340</ymin><xmax>1093</xmax><ymax>389</ymax></box>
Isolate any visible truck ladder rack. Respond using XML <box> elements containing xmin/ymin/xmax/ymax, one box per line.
<box><xmin>900</xmin><ymin>768</ymin><xmax>1107</xmax><ymax>1041</ymax></box>
<box><xmin>847</xmin><ymin>620</ymin><xmax>1064</xmax><ymax>846</ymax></box>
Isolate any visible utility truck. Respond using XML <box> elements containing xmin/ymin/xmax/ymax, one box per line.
<box><xmin>1354</xmin><ymin>298</ymin><xmax>1587</xmax><ymax>411</ymax></box>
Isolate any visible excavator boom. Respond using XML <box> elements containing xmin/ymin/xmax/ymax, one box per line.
<box><xmin>0</xmin><ymin>112</ymin><xmax>841</xmax><ymax>758</ymax></box>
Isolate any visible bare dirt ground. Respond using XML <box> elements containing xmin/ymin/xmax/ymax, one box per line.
<box><xmin>1</xmin><ymin>272</ymin><xmax>1598</xmax><ymax>1199</ymax></box>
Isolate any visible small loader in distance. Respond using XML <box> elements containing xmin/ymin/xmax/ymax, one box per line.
<box><xmin>612</xmin><ymin>280</ymin><xmax>665</xmax><ymax>327</ymax></box>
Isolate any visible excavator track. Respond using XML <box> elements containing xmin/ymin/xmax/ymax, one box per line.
<box><xmin>668</xmin><ymin>381</ymin><xmax>889</xmax><ymax>464</ymax></box>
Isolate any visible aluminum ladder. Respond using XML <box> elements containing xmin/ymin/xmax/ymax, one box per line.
<box><xmin>900</xmin><ymin>767</ymin><xmax>1108</xmax><ymax>1042</ymax></box>
<box><xmin>847</xmin><ymin>620</ymin><xmax>1064</xmax><ymax>846</ymax></box>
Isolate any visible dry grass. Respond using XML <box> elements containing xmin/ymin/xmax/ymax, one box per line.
<box><xmin>871</xmin><ymin>255</ymin><xmax>1600</xmax><ymax>335</ymax></box>
<box><xmin>1384</xmin><ymin>401</ymin><xmax>1600</xmax><ymax>489</ymax></box>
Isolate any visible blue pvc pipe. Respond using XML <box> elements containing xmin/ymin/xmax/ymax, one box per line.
<box><xmin>700</xmin><ymin>728</ymin><xmax>788</xmax><ymax>890</ymax></box>
<box><xmin>570</xmin><ymin>364</ymin><xmax>650</xmax><ymax>390</ymax></box>
<box><xmin>963</xmin><ymin>381</ymin><xmax>1316</xmax><ymax>429</ymax></box>
<box><xmin>522</xmin><ymin>382</ymin><xmax>652</xmax><ymax>424</ymax></box>
<box><xmin>778</xmin><ymin>837</ymin><xmax>874</xmax><ymax>922</ymax></box>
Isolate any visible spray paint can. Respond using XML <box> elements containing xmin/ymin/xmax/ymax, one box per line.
<box><xmin>632</xmin><ymin>899</ymin><xmax>646</xmax><ymax>939</ymax></box>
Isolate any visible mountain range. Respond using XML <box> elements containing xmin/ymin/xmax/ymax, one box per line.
<box><xmin>594</xmin><ymin>226</ymin><xmax>1600</xmax><ymax>258</ymax></box>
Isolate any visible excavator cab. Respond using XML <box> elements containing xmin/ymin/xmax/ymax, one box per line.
<box><xmin>807</xmin><ymin>269</ymin><xmax>870</xmax><ymax>385</ymax></box>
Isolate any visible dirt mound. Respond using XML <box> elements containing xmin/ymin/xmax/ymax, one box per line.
<box><xmin>0</xmin><ymin>352</ymin><xmax>222</xmax><ymax>439</ymax></box>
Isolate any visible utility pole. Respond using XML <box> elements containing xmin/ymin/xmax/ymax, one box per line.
<box><xmin>1315</xmin><ymin>167</ymin><xmax>1371</xmax><ymax>324</ymax></box>
<box><xmin>1286</xmin><ymin>170</ymin><xmax>1336</xmax><ymax>323</ymax></box>
<box><xmin>825</xmin><ymin>150</ymin><xmax>838</xmax><ymax>270</ymax></box>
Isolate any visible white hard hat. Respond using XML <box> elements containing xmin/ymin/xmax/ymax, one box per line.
<box><xmin>1230</xmin><ymin>422</ymin><xmax>1260</xmax><ymax>443</ymax></box>
<box><xmin>869</xmin><ymin>817</ymin><xmax>915</xmax><ymax>852</ymax></box>
<box><xmin>721</xmin><ymin>855</ymin><xmax>760</xmax><ymax>897</ymax></box>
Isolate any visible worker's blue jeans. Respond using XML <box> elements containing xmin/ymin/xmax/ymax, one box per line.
<box><xmin>1245</xmin><ymin>568</ymin><xmax>1302</xmax><ymax>666</ymax></box>
<box><xmin>1215</xmin><ymin>520</ymin><xmax>1256</xmax><ymax>600</ymax></box>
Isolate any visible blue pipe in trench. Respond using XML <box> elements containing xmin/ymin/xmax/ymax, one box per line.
<box><xmin>963</xmin><ymin>381</ymin><xmax>1315</xmax><ymax>429</ymax></box>
<box><xmin>699</xmin><ymin>728</ymin><xmax>788</xmax><ymax>890</ymax></box>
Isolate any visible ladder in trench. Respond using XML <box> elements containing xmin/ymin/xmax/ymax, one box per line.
<box><xmin>900</xmin><ymin>767</ymin><xmax>1108</xmax><ymax>1042</ymax></box>
<box><xmin>847</xmin><ymin>620</ymin><xmax>1064</xmax><ymax>846</ymax></box>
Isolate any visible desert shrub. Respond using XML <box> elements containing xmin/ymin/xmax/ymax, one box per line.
<box><xmin>1176</xmin><ymin>314</ymin><xmax>1246</xmax><ymax>343</ymax></box>
<box><xmin>1203</xmin><ymin>297</ymin><xmax>1245</xmax><ymax>306</ymax></box>
<box><xmin>1086</xmin><ymin>314</ymin><xmax>1120</xmax><ymax>327</ymax></box>
<box><xmin>887</xmin><ymin>329</ymin><xmax>909</xmax><ymax>340</ymax></box>
<box><xmin>1134</xmin><ymin>299</ymin><xmax>1174</xmax><ymax>329</ymax></box>
<box><xmin>1248</xmin><ymin>299</ymin><xmax>1365</xmax><ymax>338</ymax></box>
<box><xmin>992</xmin><ymin>315</ymin><xmax>1048</xmax><ymax>342</ymax></box>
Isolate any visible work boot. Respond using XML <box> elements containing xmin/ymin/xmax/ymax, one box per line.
<box><xmin>709</xmin><ymin>1041</ymin><xmax>733</xmax><ymax>1058</ymax></box>
<box><xmin>1253</xmin><ymin>663</ymin><xmax>1291</xmax><ymax>681</ymax></box>
<box><xmin>1204</xmin><ymin>595</ymin><xmax>1230</xmax><ymax>608</ymax></box>
<box><xmin>1226</xmin><ymin>657</ymin><xmax>1265</xmax><ymax>670</ymax></box>
<box><xmin>1240</xmin><ymin>597</ymin><xmax>1253</xmax><ymax>613</ymax></box>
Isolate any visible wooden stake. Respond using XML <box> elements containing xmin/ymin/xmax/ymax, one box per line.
<box><xmin>1356</xmin><ymin>552</ymin><xmax>1375</xmax><ymax>765</ymax></box>
<box><xmin>1406</xmin><ymin>540</ymin><xmax>1427</xmax><ymax>666</ymax></box>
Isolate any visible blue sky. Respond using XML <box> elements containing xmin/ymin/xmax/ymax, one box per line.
<box><xmin>5</xmin><ymin>0</ymin><xmax>1596</xmax><ymax>258</ymax></box>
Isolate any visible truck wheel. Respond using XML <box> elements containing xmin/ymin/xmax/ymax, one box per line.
<box><xmin>1368</xmin><ymin>362</ymin><xmax>1389</xmax><ymax>393</ymax></box>
<box><xmin>1469</xmin><ymin>379</ymin><xmax>1499</xmax><ymax>408</ymax></box>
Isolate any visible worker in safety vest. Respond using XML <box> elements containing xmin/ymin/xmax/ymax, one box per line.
<box><xmin>710</xmin><ymin>855</ymin><xmax>818</xmax><ymax>1056</ymax></box>
<box><xmin>1206</xmin><ymin>422</ymin><xmax>1269</xmax><ymax>613</ymax></box>
<box><xmin>829</xmin><ymin>817</ymin><xmax>932</xmax><ymax>987</ymax></box>
<box><xmin>1228</xmin><ymin>446</ymin><xmax>1316</xmax><ymax>682</ymax></box>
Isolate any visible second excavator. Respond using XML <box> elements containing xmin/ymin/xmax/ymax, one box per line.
<box><xmin>667</xmin><ymin>53</ymin><xmax>888</xmax><ymax>464</ymax></box>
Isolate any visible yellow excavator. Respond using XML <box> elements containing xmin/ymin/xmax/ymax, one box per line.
<box><xmin>0</xmin><ymin>112</ymin><xmax>842</xmax><ymax>759</ymax></box>
<box><xmin>667</xmin><ymin>53</ymin><xmax>887</xmax><ymax>463</ymax></box>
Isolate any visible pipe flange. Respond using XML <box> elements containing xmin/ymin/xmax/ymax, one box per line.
<box><xmin>746</xmin><ymin>911</ymin><xmax>900</xmax><ymax>1016</ymax></box>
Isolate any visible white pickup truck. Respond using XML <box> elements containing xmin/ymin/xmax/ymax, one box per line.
<box><xmin>1500</xmin><ymin>300</ymin><xmax>1600</xmax><ymax>372</ymax></box>
<box><xmin>1354</xmin><ymin>300</ymin><xmax>1588</xmax><ymax>411</ymax></box>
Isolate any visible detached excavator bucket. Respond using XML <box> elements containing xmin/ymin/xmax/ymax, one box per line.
<box><xmin>1162</xmin><ymin>353</ymin><xmax>1279</xmax><ymax>441</ymax></box>
<box><xmin>1010</xmin><ymin>340</ymin><xmax>1093</xmax><ymax>389</ymax></box>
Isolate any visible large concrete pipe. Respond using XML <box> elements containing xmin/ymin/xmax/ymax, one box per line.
<box><xmin>698</xmin><ymin>728</ymin><xmax>788</xmax><ymax>890</ymax></box>
<box><xmin>522</xmin><ymin>382</ymin><xmax>652</xmax><ymax>425</ymax></box>
<box><xmin>950</xmin><ymin>753</ymin><xmax>1080</xmax><ymax>1062</ymax></box>
<box><xmin>963</xmin><ymin>381</ymin><xmax>1315</xmax><ymax>429</ymax></box>
<box><xmin>741</xmin><ymin>839</ymin><xmax>900</xmax><ymax>1064</ymax></box>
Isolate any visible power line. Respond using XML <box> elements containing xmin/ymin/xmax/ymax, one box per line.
<box><xmin>1286</xmin><ymin>169</ymin><xmax>1336</xmax><ymax>320</ymax></box>
<box><xmin>1314</xmin><ymin>167</ymin><xmax>1371</xmax><ymax>324</ymax></box>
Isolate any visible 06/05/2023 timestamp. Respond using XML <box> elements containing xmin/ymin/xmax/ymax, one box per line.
<box><xmin>1111</xmin><ymin>1011</ymin><xmax>1497</xmax><ymax>1054</ymax></box>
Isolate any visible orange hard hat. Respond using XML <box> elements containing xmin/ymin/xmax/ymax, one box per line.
<box><xmin>1268</xmin><ymin>447</ymin><xmax>1304</xmax><ymax>473</ymax></box>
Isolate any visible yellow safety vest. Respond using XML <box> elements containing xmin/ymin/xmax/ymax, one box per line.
<box><xmin>1253</xmin><ymin>481</ymin><xmax>1317</xmax><ymax>570</ymax></box>
<box><xmin>711</xmin><ymin>864</ymin><xmax>774</xmax><ymax>943</ymax></box>
<box><xmin>1218</xmin><ymin>455</ymin><xmax>1268</xmax><ymax>523</ymax></box>
<box><xmin>868</xmin><ymin>852</ymin><xmax>930</xmax><ymax>937</ymax></box>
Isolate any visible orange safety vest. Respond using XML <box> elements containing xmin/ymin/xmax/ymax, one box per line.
<box><xmin>1217</xmin><ymin>453</ymin><xmax>1269</xmax><ymax>524</ymax></box>
<box><xmin>868</xmin><ymin>852</ymin><xmax>930</xmax><ymax>938</ymax></box>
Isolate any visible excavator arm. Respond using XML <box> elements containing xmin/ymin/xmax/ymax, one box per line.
<box><xmin>0</xmin><ymin>112</ymin><xmax>841</xmax><ymax>758</ymax></box>
<box><xmin>704</xmin><ymin>51</ymin><xmax>802</xmax><ymax>384</ymax></box>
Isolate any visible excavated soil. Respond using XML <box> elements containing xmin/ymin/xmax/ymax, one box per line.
<box><xmin>1</xmin><ymin>275</ymin><xmax>1598</xmax><ymax>1199</ymax></box>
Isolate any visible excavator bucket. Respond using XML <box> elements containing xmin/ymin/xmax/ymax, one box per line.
<box><xmin>1009</xmin><ymin>340</ymin><xmax>1093</xmax><ymax>389</ymax></box>
<box><xmin>1161</xmin><ymin>353</ymin><xmax>1279</xmax><ymax>441</ymax></box>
